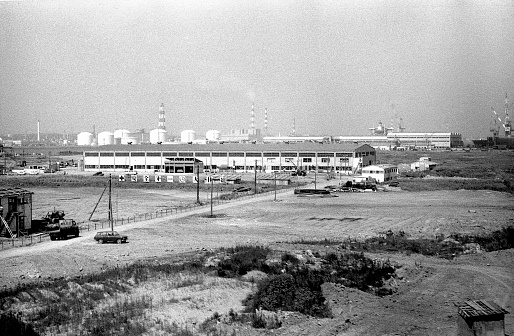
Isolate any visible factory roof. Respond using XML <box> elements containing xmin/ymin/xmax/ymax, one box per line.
<box><xmin>0</xmin><ymin>187</ymin><xmax>33</xmax><ymax>198</ymax></box>
<box><xmin>85</xmin><ymin>143</ymin><xmax>375</xmax><ymax>153</ymax></box>
<box><xmin>456</xmin><ymin>300</ymin><xmax>509</xmax><ymax>319</ymax></box>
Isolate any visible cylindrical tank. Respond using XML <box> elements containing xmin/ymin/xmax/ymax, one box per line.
<box><xmin>97</xmin><ymin>131</ymin><xmax>114</xmax><ymax>146</ymax></box>
<box><xmin>181</xmin><ymin>130</ymin><xmax>196</xmax><ymax>143</ymax></box>
<box><xmin>150</xmin><ymin>129</ymin><xmax>167</xmax><ymax>144</ymax></box>
<box><xmin>206</xmin><ymin>130</ymin><xmax>221</xmax><ymax>142</ymax></box>
<box><xmin>113</xmin><ymin>129</ymin><xmax>130</xmax><ymax>145</ymax></box>
<box><xmin>77</xmin><ymin>132</ymin><xmax>94</xmax><ymax>146</ymax></box>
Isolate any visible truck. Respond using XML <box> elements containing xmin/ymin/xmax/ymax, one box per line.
<box><xmin>47</xmin><ymin>219</ymin><xmax>80</xmax><ymax>240</ymax></box>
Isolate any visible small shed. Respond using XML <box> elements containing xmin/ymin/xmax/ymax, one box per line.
<box><xmin>456</xmin><ymin>300</ymin><xmax>509</xmax><ymax>336</ymax></box>
<box><xmin>0</xmin><ymin>187</ymin><xmax>33</xmax><ymax>237</ymax></box>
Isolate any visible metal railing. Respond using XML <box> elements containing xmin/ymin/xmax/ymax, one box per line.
<box><xmin>0</xmin><ymin>187</ymin><xmax>292</xmax><ymax>250</ymax></box>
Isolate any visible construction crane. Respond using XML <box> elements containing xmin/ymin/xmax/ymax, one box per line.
<box><xmin>491</xmin><ymin>94</ymin><xmax>513</xmax><ymax>138</ymax></box>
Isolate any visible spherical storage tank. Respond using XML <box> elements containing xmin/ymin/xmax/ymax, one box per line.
<box><xmin>97</xmin><ymin>131</ymin><xmax>114</xmax><ymax>146</ymax></box>
<box><xmin>77</xmin><ymin>132</ymin><xmax>94</xmax><ymax>146</ymax></box>
<box><xmin>149</xmin><ymin>129</ymin><xmax>167</xmax><ymax>144</ymax></box>
<box><xmin>206</xmin><ymin>130</ymin><xmax>221</xmax><ymax>142</ymax></box>
<box><xmin>113</xmin><ymin>129</ymin><xmax>130</xmax><ymax>144</ymax></box>
<box><xmin>181</xmin><ymin>130</ymin><xmax>195</xmax><ymax>143</ymax></box>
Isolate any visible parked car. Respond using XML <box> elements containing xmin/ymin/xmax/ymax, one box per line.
<box><xmin>92</xmin><ymin>172</ymin><xmax>104</xmax><ymax>176</ymax></box>
<box><xmin>388</xmin><ymin>181</ymin><xmax>400</xmax><ymax>187</ymax></box>
<box><xmin>94</xmin><ymin>231</ymin><xmax>128</xmax><ymax>244</ymax></box>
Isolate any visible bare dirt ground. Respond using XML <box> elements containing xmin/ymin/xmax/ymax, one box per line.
<box><xmin>1</xmin><ymin>183</ymin><xmax>513</xmax><ymax>335</ymax></box>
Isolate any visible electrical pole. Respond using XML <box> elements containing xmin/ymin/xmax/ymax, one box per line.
<box><xmin>196</xmin><ymin>162</ymin><xmax>200</xmax><ymax>204</ymax></box>
<box><xmin>274</xmin><ymin>171</ymin><xmax>277</xmax><ymax>201</ymax></box>
<box><xmin>254</xmin><ymin>160</ymin><xmax>257</xmax><ymax>195</ymax></box>
<box><xmin>210</xmin><ymin>175</ymin><xmax>214</xmax><ymax>217</ymax></box>
<box><xmin>109</xmin><ymin>174</ymin><xmax>113</xmax><ymax>231</ymax></box>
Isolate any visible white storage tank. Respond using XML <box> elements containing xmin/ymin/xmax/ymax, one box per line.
<box><xmin>113</xmin><ymin>129</ymin><xmax>130</xmax><ymax>144</ymax></box>
<box><xmin>77</xmin><ymin>132</ymin><xmax>94</xmax><ymax>146</ymax></box>
<box><xmin>150</xmin><ymin>129</ymin><xmax>167</xmax><ymax>144</ymax></box>
<box><xmin>97</xmin><ymin>131</ymin><xmax>114</xmax><ymax>146</ymax></box>
<box><xmin>181</xmin><ymin>130</ymin><xmax>196</xmax><ymax>143</ymax></box>
<box><xmin>206</xmin><ymin>130</ymin><xmax>221</xmax><ymax>142</ymax></box>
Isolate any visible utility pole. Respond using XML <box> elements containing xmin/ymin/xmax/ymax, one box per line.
<box><xmin>210</xmin><ymin>175</ymin><xmax>214</xmax><ymax>217</ymax></box>
<box><xmin>314</xmin><ymin>171</ymin><xmax>317</xmax><ymax>189</ymax></box>
<box><xmin>274</xmin><ymin>171</ymin><xmax>277</xmax><ymax>201</ymax></box>
<box><xmin>108</xmin><ymin>174</ymin><xmax>113</xmax><ymax>231</ymax></box>
<box><xmin>254</xmin><ymin>160</ymin><xmax>257</xmax><ymax>195</ymax></box>
<box><xmin>196</xmin><ymin>162</ymin><xmax>200</xmax><ymax>204</ymax></box>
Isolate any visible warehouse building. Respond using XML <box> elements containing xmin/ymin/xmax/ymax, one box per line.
<box><xmin>83</xmin><ymin>143</ymin><xmax>376</xmax><ymax>175</ymax></box>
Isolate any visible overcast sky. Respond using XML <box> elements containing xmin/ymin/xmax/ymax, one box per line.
<box><xmin>1</xmin><ymin>0</ymin><xmax>513</xmax><ymax>140</ymax></box>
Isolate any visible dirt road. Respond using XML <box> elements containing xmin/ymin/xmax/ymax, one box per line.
<box><xmin>1</xmin><ymin>186</ymin><xmax>513</xmax><ymax>335</ymax></box>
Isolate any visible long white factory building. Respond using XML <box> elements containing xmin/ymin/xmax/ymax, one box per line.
<box><xmin>83</xmin><ymin>143</ymin><xmax>376</xmax><ymax>174</ymax></box>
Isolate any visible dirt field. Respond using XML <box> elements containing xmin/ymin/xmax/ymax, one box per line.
<box><xmin>1</xmin><ymin>183</ymin><xmax>513</xmax><ymax>335</ymax></box>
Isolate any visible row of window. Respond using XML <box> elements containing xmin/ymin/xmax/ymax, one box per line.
<box><xmin>85</xmin><ymin>151</ymin><xmax>358</xmax><ymax>158</ymax></box>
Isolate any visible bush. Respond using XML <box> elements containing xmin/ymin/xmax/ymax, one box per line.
<box><xmin>217</xmin><ymin>246</ymin><xmax>278</xmax><ymax>277</ymax></box>
<box><xmin>0</xmin><ymin>312</ymin><xmax>39</xmax><ymax>336</ymax></box>
<box><xmin>248</xmin><ymin>273</ymin><xmax>332</xmax><ymax>318</ymax></box>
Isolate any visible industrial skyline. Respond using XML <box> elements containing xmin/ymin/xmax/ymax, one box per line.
<box><xmin>1</xmin><ymin>1</ymin><xmax>514</xmax><ymax>140</ymax></box>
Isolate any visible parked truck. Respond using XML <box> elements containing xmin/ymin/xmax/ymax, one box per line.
<box><xmin>47</xmin><ymin>219</ymin><xmax>80</xmax><ymax>240</ymax></box>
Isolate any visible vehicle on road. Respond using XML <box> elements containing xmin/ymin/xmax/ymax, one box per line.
<box><xmin>94</xmin><ymin>231</ymin><xmax>128</xmax><ymax>244</ymax></box>
<box><xmin>92</xmin><ymin>172</ymin><xmax>104</xmax><ymax>176</ymax></box>
<box><xmin>48</xmin><ymin>219</ymin><xmax>80</xmax><ymax>240</ymax></box>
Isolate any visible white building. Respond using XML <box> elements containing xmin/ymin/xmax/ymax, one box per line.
<box><xmin>82</xmin><ymin>143</ymin><xmax>376</xmax><ymax>175</ymax></box>
<box><xmin>361</xmin><ymin>164</ymin><xmax>398</xmax><ymax>183</ymax></box>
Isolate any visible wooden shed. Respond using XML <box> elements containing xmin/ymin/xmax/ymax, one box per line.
<box><xmin>0</xmin><ymin>187</ymin><xmax>33</xmax><ymax>237</ymax></box>
<box><xmin>456</xmin><ymin>300</ymin><xmax>509</xmax><ymax>336</ymax></box>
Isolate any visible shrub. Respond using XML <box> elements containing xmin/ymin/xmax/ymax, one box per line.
<box><xmin>217</xmin><ymin>246</ymin><xmax>278</xmax><ymax>277</ymax></box>
<box><xmin>0</xmin><ymin>312</ymin><xmax>39</xmax><ymax>336</ymax></box>
<box><xmin>248</xmin><ymin>273</ymin><xmax>332</xmax><ymax>318</ymax></box>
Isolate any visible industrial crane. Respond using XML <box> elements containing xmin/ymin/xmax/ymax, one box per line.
<box><xmin>491</xmin><ymin>93</ymin><xmax>513</xmax><ymax>138</ymax></box>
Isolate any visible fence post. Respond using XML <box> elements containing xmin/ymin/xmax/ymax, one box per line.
<box><xmin>122</xmin><ymin>218</ymin><xmax>124</xmax><ymax>225</ymax></box>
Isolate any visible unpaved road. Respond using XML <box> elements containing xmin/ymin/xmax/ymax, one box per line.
<box><xmin>1</xmin><ymin>185</ymin><xmax>513</xmax><ymax>336</ymax></box>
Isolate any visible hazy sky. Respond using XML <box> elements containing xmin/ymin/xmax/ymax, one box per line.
<box><xmin>1</xmin><ymin>0</ymin><xmax>513</xmax><ymax>140</ymax></box>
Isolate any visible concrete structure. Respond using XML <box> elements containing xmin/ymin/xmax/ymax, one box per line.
<box><xmin>456</xmin><ymin>300</ymin><xmax>509</xmax><ymax>336</ymax></box>
<box><xmin>77</xmin><ymin>132</ymin><xmax>94</xmax><ymax>146</ymax></box>
<box><xmin>0</xmin><ymin>187</ymin><xmax>33</xmax><ymax>237</ymax></box>
<box><xmin>222</xmin><ymin>128</ymin><xmax>262</xmax><ymax>143</ymax></box>
<box><xmin>387</xmin><ymin>132</ymin><xmax>463</xmax><ymax>149</ymax></box>
<box><xmin>82</xmin><ymin>143</ymin><xmax>376</xmax><ymax>175</ymax></box>
<box><xmin>97</xmin><ymin>131</ymin><xmax>114</xmax><ymax>146</ymax></box>
<box><xmin>206</xmin><ymin>130</ymin><xmax>221</xmax><ymax>142</ymax></box>
<box><xmin>263</xmin><ymin>136</ymin><xmax>330</xmax><ymax>144</ymax></box>
<box><xmin>361</xmin><ymin>164</ymin><xmax>399</xmax><ymax>183</ymax></box>
<box><xmin>181</xmin><ymin>130</ymin><xmax>196</xmax><ymax>143</ymax></box>
<box><xmin>113</xmin><ymin>129</ymin><xmax>130</xmax><ymax>145</ymax></box>
<box><xmin>149</xmin><ymin>129</ymin><xmax>167</xmax><ymax>144</ymax></box>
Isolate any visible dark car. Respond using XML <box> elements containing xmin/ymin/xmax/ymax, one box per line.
<box><xmin>388</xmin><ymin>181</ymin><xmax>400</xmax><ymax>187</ymax></box>
<box><xmin>94</xmin><ymin>231</ymin><xmax>128</xmax><ymax>244</ymax></box>
<box><xmin>93</xmin><ymin>172</ymin><xmax>104</xmax><ymax>176</ymax></box>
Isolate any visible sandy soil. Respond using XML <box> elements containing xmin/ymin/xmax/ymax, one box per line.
<box><xmin>1</xmin><ymin>184</ymin><xmax>513</xmax><ymax>335</ymax></box>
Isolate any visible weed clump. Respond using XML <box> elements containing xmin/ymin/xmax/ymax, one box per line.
<box><xmin>0</xmin><ymin>312</ymin><xmax>39</xmax><ymax>336</ymax></box>
<box><xmin>217</xmin><ymin>245</ymin><xmax>279</xmax><ymax>277</ymax></box>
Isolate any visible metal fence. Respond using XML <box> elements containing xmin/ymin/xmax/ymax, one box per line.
<box><xmin>0</xmin><ymin>188</ymin><xmax>292</xmax><ymax>250</ymax></box>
